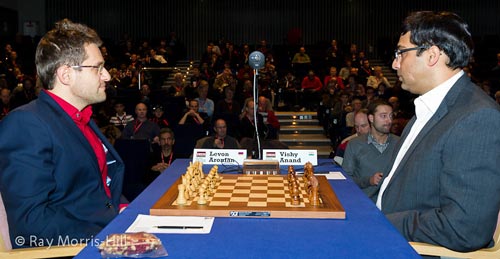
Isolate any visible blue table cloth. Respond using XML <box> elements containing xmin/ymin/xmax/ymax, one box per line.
<box><xmin>75</xmin><ymin>159</ymin><xmax>420</xmax><ymax>258</ymax></box>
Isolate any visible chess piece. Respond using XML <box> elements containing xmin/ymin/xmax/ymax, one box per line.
<box><xmin>291</xmin><ymin>185</ymin><xmax>301</xmax><ymax>205</ymax></box>
<box><xmin>176</xmin><ymin>184</ymin><xmax>187</xmax><ymax>205</ymax></box>
<box><xmin>184</xmin><ymin>187</ymin><xmax>191</xmax><ymax>200</ymax></box>
<box><xmin>309</xmin><ymin>176</ymin><xmax>320</xmax><ymax>206</ymax></box>
<box><xmin>197</xmin><ymin>187</ymin><xmax>207</xmax><ymax>205</ymax></box>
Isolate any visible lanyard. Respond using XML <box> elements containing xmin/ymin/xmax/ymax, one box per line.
<box><xmin>133</xmin><ymin>120</ymin><xmax>143</xmax><ymax>134</ymax></box>
<box><xmin>161</xmin><ymin>152</ymin><xmax>173</xmax><ymax>166</ymax></box>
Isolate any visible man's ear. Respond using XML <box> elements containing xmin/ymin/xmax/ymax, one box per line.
<box><xmin>368</xmin><ymin>114</ymin><xmax>374</xmax><ymax>124</ymax></box>
<box><xmin>55</xmin><ymin>65</ymin><xmax>72</xmax><ymax>85</ymax></box>
<box><xmin>427</xmin><ymin>45</ymin><xmax>442</xmax><ymax>66</ymax></box>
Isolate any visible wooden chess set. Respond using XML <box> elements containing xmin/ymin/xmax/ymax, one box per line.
<box><xmin>150</xmin><ymin>161</ymin><xmax>345</xmax><ymax>219</ymax></box>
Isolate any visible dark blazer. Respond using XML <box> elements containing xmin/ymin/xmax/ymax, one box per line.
<box><xmin>0</xmin><ymin>91</ymin><xmax>125</xmax><ymax>247</ymax></box>
<box><xmin>380</xmin><ymin>75</ymin><xmax>500</xmax><ymax>252</ymax></box>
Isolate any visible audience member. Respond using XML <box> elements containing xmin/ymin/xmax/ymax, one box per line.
<box><xmin>109</xmin><ymin>101</ymin><xmax>134</xmax><ymax>130</ymax></box>
<box><xmin>345</xmin><ymin>98</ymin><xmax>363</xmax><ymax>131</ymax></box>
<box><xmin>291</xmin><ymin>46</ymin><xmax>311</xmax><ymax>79</ymax></box>
<box><xmin>343</xmin><ymin>100</ymin><xmax>399</xmax><ymax>202</ymax></box>
<box><xmin>150</xmin><ymin>105</ymin><xmax>171</xmax><ymax>129</ymax></box>
<box><xmin>323</xmin><ymin>66</ymin><xmax>345</xmax><ymax>90</ymax></box>
<box><xmin>215</xmin><ymin>85</ymin><xmax>241</xmax><ymax>117</ymax></box>
<box><xmin>178</xmin><ymin>99</ymin><xmax>209</xmax><ymax>129</ymax></box>
<box><xmin>122</xmin><ymin>102</ymin><xmax>160</xmax><ymax>142</ymax></box>
<box><xmin>149</xmin><ymin>127</ymin><xmax>177</xmax><ymax>175</ymax></box>
<box><xmin>0</xmin><ymin>88</ymin><xmax>11</xmax><ymax>120</ymax></box>
<box><xmin>195</xmin><ymin>81</ymin><xmax>215</xmax><ymax>119</ymax></box>
<box><xmin>357</xmin><ymin>59</ymin><xmax>373</xmax><ymax>82</ymax></box>
<box><xmin>196</xmin><ymin>118</ymin><xmax>240</xmax><ymax>149</ymax></box>
<box><xmin>239</xmin><ymin>99</ymin><xmax>267</xmax><ymax>141</ymax></box>
<box><xmin>167</xmin><ymin>72</ymin><xmax>186</xmax><ymax>97</ymax></box>
<box><xmin>301</xmin><ymin>70</ymin><xmax>323</xmax><ymax>111</ymax></box>
<box><xmin>258</xmin><ymin>96</ymin><xmax>280</xmax><ymax>139</ymax></box>
<box><xmin>336</xmin><ymin>109</ymin><xmax>370</xmax><ymax>157</ymax></box>
<box><xmin>339</xmin><ymin>59</ymin><xmax>353</xmax><ymax>81</ymax></box>
<box><xmin>213</xmin><ymin>67</ymin><xmax>236</xmax><ymax>98</ymax></box>
<box><xmin>11</xmin><ymin>76</ymin><xmax>36</xmax><ymax>108</ymax></box>
<box><xmin>0</xmin><ymin>19</ymin><xmax>125</xmax><ymax>247</ymax></box>
<box><xmin>280</xmin><ymin>71</ymin><xmax>301</xmax><ymax>109</ymax></box>
<box><xmin>366</xmin><ymin>66</ymin><xmax>391</xmax><ymax>89</ymax></box>
<box><xmin>376</xmin><ymin>11</ymin><xmax>500</xmax><ymax>252</ymax></box>
<box><xmin>325</xmin><ymin>39</ymin><xmax>342</xmax><ymax>70</ymax></box>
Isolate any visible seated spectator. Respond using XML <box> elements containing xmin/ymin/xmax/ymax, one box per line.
<box><xmin>323</xmin><ymin>66</ymin><xmax>344</xmax><ymax>90</ymax></box>
<box><xmin>339</xmin><ymin>60</ymin><xmax>353</xmax><ymax>82</ymax></box>
<box><xmin>342</xmin><ymin>100</ymin><xmax>399</xmax><ymax>202</ymax></box>
<box><xmin>109</xmin><ymin>101</ymin><xmax>134</xmax><ymax>130</ymax></box>
<box><xmin>150</xmin><ymin>105</ymin><xmax>171</xmax><ymax>129</ymax></box>
<box><xmin>291</xmin><ymin>46</ymin><xmax>311</xmax><ymax>79</ymax></box>
<box><xmin>345</xmin><ymin>98</ymin><xmax>363</xmax><ymax>131</ymax></box>
<box><xmin>11</xmin><ymin>76</ymin><xmax>36</xmax><ymax>108</ymax></box>
<box><xmin>280</xmin><ymin>71</ymin><xmax>301</xmax><ymax>110</ymax></box>
<box><xmin>366</xmin><ymin>66</ymin><xmax>391</xmax><ymax>89</ymax></box>
<box><xmin>178</xmin><ymin>99</ymin><xmax>210</xmax><ymax>131</ymax></box>
<box><xmin>358</xmin><ymin>59</ymin><xmax>373</xmax><ymax>82</ymax></box>
<box><xmin>0</xmin><ymin>88</ymin><xmax>12</xmax><ymax>120</ymax></box>
<box><xmin>122</xmin><ymin>102</ymin><xmax>160</xmax><ymax>143</ymax></box>
<box><xmin>239</xmin><ymin>99</ymin><xmax>267</xmax><ymax>141</ymax></box>
<box><xmin>213</xmin><ymin>67</ymin><xmax>236</xmax><ymax>99</ymax></box>
<box><xmin>149</xmin><ymin>127</ymin><xmax>178</xmax><ymax>179</ymax></box>
<box><xmin>195</xmin><ymin>81</ymin><xmax>215</xmax><ymax>119</ymax></box>
<box><xmin>196</xmin><ymin>118</ymin><xmax>240</xmax><ymax>149</ymax></box>
<box><xmin>167</xmin><ymin>72</ymin><xmax>186</xmax><ymax>97</ymax></box>
<box><xmin>336</xmin><ymin>109</ymin><xmax>370</xmax><ymax>157</ymax></box>
<box><xmin>239</xmin><ymin>98</ymin><xmax>289</xmax><ymax>158</ymax></box>
<box><xmin>363</xmin><ymin>86</ymin><xmax>378</xmax><ymax>107</ymax></box>
<box><xmin>214</xmin><ymin>86</ymin><xmax>241</xmax><ymax>138</ymax></box>
<box><xmin>258</xmin><ymin>96</ymin><xmax>280</xmax><ymax>139</ymax></box>
<box><xmin>301</xmin><ymin>70</ymin><xmax>323</xmax><ymax>111</ymax></box>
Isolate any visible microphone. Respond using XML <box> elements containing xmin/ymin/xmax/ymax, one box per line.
<box><xmin>248</xmin><ymin>51</ymin><xmax>265</xmax><ymax>69</ymax></box>
<box><xmin>248</xmin><ymin>51</ymin><xmax>265</xmax><ymax>159</ymax></box>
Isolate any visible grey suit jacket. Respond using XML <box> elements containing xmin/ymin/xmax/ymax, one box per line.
<box><xmin>380</xmin><ymin>75</ymin><xmax>500</xmax><ymax>252</ymax></box>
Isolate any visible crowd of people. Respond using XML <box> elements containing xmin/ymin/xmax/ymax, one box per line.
<box><xmin>1</xmin><ymin>11</ymin><xmax>499</xmax><ymax>254</ymax></box>
<box><xmin>2</xmin><ymin>33</ymin><xmax>499</xmax><ymax>154</ymax></box>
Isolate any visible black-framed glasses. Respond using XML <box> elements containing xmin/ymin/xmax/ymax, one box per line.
<box><xmin>71</xmin><ymin>63</ymin><xmax>105</xmax><ymax>74</ymax></box>
<box><xmin>394</xmin><ymin>46</ymin><xmax>428</xmax><ymax>60</ymax></box>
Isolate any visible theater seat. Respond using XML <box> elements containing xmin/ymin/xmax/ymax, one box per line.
<box><xmin>409</xmin><ymin>210</ymin><xmax>500</xmax><ymax>258</ymax></box>
<box><xmin>0</xmin><ymin>193</ymin><xmax>84</xmax><ymax>258</ymax></box>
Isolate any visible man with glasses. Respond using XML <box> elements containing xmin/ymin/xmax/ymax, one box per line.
<box><xmin>0</xmin><ymin>19</ymin><xmax>126</xmax><ymax>247</ymax></box>
<box><xmin>377</xmin><ymin>11</ymin><xmax>500</xmax><ymax>252</ymax></box>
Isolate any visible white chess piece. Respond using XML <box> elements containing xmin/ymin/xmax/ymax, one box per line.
<box><xmin>176</xmin><ymin>184</ymin><xmax>187</xmax><ymax>205</ymax></box>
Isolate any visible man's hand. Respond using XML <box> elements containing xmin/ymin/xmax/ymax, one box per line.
<box><xmin>151</xmin><ymin>162</ymin><xmax>169</xmax><ymax>172</ymax></box>
<box><xmin>214</xmin><ymin>138</ymin><xmax>224</xmax><ymax>149</ymax></box>
<box><xmin>370</xmin><ymin>172</ymin><xmax>383</xmax><ymax>186</ymax></box>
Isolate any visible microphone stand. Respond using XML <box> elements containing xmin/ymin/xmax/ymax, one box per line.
<box><xmin>253</xmin><ymin>68</ymin><xmax>261</xmax><ymax>159</ymax></box>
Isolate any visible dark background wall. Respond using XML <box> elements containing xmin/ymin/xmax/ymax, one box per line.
<box><xmin>42</xmin><ymin>0</ymin><xmax>500</xmax><ymax>60</ymax></box>
<box><xmin>1</xmin><ymin>0</ymin><xmax>500</xmax><ymax>61</ymax></box>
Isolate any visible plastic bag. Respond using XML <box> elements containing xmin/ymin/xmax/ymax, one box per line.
<box><xmin>99</xmin><ymin>232</ymin><xmax>168</xmax><ymax>258</ymax></box>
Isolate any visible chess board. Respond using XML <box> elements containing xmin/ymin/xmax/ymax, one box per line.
<box><xmin>150</xmin><ymin>174</ymin><xmax>345</xmax><ymax>219</ymax></box>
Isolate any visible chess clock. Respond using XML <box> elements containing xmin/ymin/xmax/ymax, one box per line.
<box><xmin>242</xmin><ymin>160</ymin><xmax>280</xmax><ymax>175</ymax></box>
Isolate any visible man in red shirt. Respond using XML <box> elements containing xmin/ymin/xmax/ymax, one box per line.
<box><xmin>301</xmin><ymin>70</ymin><xmax>323</xmax><ymax>111</ymax></box>
<box><xmin>0</xmin><ymin>19</ymin><xmax>125</xmax><ymax>247</ymax></box>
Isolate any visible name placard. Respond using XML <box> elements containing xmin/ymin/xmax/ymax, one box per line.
<box><xmin>192</xmin><ymin>149</ymin><xmax>247</xmax><ymax>165</ymax></box>
<box><xmin>262</xmin><ymin>149</ymin><xmax>318</xmax><ymax>166</ymax></box>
